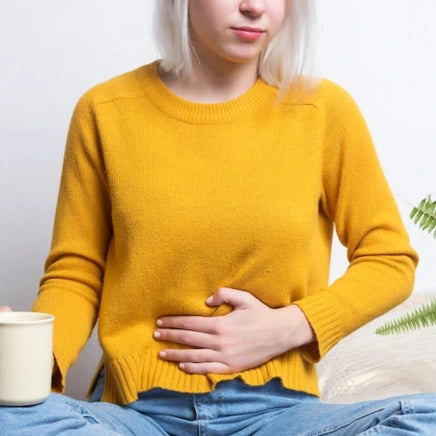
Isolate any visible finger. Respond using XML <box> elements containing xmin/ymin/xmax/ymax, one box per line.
<box><xmin>157</xmin><ymin>315</ymin><xmax>221</xmax><ymax>334</ymax></box>
<box><xmin>158</xmin><ymin>348</ymin><xmax>220</xmax><ymax>363</ymax></box>
<box><xmin>154</xmin><ymin>329</ymin><xmax>220</xmax><ymax>349</ymax></box>
<box><xmin>178</xmin><ymin>361</ymin><xmax>232</xmax><ymax>374</ymax></box>
<box><xmin>210</xmin><ymin>287</ymin><xmax>254</xmax><ymax>309</ymax></box>
<box><xmin>0</xmin><ymin>306</ymin><xmax>12</xmax><ymax>312</ymax></box>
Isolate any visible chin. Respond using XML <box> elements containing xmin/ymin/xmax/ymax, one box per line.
<box><xmin>221</xmin><ymin>50</ymin><xmax>261</xmax><ymax>65</ymax></box>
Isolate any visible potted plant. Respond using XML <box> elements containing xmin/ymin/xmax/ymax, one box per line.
<box><xmin>376</xmin><ymin>195</ymin><xmax>436</xmax><ymax>335</ymax></box>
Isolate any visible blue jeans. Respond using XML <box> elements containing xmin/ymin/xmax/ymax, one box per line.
<box><xmin>1</xmin><ymin>369</ymin><xmax>436</xmax><ymax>435</ymax></box>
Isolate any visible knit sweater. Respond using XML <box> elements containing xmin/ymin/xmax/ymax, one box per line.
<box><xmin>32</xmin><ymin>59</ymin><xmax>419</xmax><ymax>405</ymax></box>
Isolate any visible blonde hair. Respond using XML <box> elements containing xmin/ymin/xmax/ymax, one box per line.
<box><xmin>152</xmin><ymin>0</ymin><xmax>320</xmax><ymax>103</ymax></box>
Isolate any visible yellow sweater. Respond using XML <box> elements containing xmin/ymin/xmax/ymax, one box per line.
<box><xmin>32</xmin><ymin>60</ymin><xmax>418</xmax><ymax>405</ymax></box>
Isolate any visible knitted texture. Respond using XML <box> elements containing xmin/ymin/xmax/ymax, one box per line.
<box><xmin>32</xmin><ymin>60</ymin><xmax>418</xmax><ymax>405</ymax></box>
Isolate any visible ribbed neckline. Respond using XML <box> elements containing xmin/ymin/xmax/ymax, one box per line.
<box><xmin>134</xmin><ymin>59</ymin><xmax>276</xmax><ymax>125</ymax></box>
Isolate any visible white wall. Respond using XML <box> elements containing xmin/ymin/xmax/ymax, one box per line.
<box><xmin>1</xmin><ymin>1</ymin><xmax>435</xmax><ymax>400</ymax></box>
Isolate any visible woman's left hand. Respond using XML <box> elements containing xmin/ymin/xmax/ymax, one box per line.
<box><xmin>154</xmin><ymin>287</ymin><xmax>314</xmax><ymax>374</ymax></box>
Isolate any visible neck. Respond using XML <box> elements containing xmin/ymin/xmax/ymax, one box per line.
<box><xmin>159</xmin><ymin>39</ymin><xmax>260</xmax><ymax>104</ymax></box>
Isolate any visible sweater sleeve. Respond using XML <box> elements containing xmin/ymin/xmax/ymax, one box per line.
<box><xmin>293</xmin><ymin>80</ymin><xmax>419</xmax><ymax>364</ymax></box>
<box><xmin>31</xmin><ymin>92</ymin><xmax>112</xmax><ymax>393</ymax></box>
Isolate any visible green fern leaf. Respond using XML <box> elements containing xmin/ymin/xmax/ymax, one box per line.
<box><xmin>375</xmin><ymin>195</ymin><xmax>436</xmax><ymax>335</ymax></box>
<box><xmin>375</xmin><ymin>298</ymin><xmax>436</xmax><ymax>335</ymax></box>
<box><xmin>409</xmin><ymin>195</ymin><xmax>436</xmax><ymax>238</ymax></box>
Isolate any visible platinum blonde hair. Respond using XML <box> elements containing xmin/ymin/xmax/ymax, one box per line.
<box><xmin>153</xmin><ymin>0</ymin><xmax>320</xmax><ymax>103</ymax></box>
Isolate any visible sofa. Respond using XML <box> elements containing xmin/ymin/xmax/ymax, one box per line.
<box><xmin>317</xmin><ymin>291</ymin><xmax>436</xmax><ymax>404</ymax></box>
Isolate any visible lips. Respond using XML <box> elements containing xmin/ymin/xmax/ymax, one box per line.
<box><xmin>231</xmin><ymin>26</ymin><xmax>265</xmax><ymax>33</ymax></box>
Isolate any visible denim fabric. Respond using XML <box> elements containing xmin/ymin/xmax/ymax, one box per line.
<box><xmin>1</xmin><ymin>368</ymin><xmax>436</xmax><ymax>435</ymax></box>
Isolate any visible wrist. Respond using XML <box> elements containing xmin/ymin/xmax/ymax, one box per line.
<box><xmin>279</xmin><ymin>304</ymin><xmax>316</xmax><ymax>350</ymax></box>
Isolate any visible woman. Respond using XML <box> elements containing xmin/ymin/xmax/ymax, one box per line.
<box><xmin>2</xmin><ymin>0</ymin><xmax>436</xmax><ymax>434</ymax></box>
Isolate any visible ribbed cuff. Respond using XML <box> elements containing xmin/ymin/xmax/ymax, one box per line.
<box><xmin>31</xmin><ymin>286</ymin><xmax>98</xmax><ymax>393</ymax></box>
<box><xmin>292</xmin><ymin>290</ymin><xmax>343</xmax><ymax>364</ymax></box>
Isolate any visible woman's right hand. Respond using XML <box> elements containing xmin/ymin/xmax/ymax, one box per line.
<box><xmin>0</xmin><ymin>306</ymin><xmax>12</xmax><ymax>312</ymax></box>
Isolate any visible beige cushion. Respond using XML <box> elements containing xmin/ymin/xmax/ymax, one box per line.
<box><xmin>317</xmin><ymin>291</ymin><xmax>436</xmax><ymax>404</ymax></box>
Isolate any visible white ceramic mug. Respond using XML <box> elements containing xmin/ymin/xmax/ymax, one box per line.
<box><xmin>0</xmin><ymin>312</ymin><xmax>55</xmax><ymax>406</ymax></box>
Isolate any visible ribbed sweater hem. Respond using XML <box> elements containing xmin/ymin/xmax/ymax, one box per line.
<box><xmin>87</xmin><ymin>348</ymin><xmax>320</xmax><ymax>405</ymax></box>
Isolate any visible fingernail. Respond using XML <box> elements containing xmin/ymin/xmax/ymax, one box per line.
<box><xmin>156</xmin><ymin>319</ymin><xmax>163</xmax><ymax>326</ymax></box>
<box><xmin>206</xmin><ymin>296</ymin><xmax>213</xmax><ymax>304</ymax></box>
<box><xmin>159</xmin><ymin>350</ymin><xmax>166</xmax><ymax>357</ymax></box>
<box><xmin>154</xmin><ymin>331</ymin><xmax>161</xmax><ymax>338</ymax></box>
